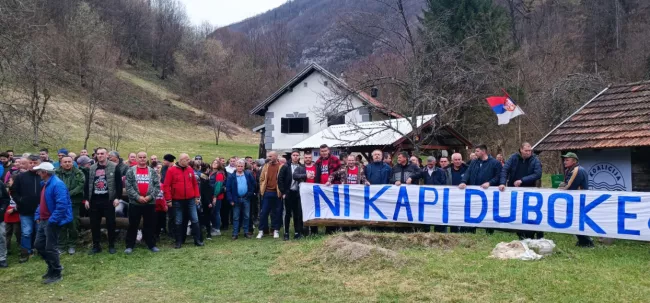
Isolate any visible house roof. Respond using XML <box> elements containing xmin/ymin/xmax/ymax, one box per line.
<box><xmin>534</xmin><ymin>80</ymin><xmax>650</xmax><ymax>151</ymax></box>
<box><xmin>292</xmin><ymin>114</ymin><xmax>438</xmax><ymax>149</ymax></box>
<box><xmin>249</xmin><ymin>63</ymin><xmax>400</xmax><ymax>117</ymax></box>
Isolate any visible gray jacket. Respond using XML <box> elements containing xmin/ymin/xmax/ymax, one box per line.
<box><xmin>125</xmin><ymin>166</ymin><xmax>160</xmax><ymax>206</ymax></box>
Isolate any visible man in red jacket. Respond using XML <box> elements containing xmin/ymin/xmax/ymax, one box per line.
<box><xmin>163</xmin><ymin>153</ymin><xmax>203</xmax><ymax>249</ymax></box>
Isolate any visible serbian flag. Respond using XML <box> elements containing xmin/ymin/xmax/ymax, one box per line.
<box><xmin>486</xmin><ymin>95</ymin><xmax>524</xmax><ymax>125</ymax></box>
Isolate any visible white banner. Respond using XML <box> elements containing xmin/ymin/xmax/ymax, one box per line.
<box><xmin>300</xmin><ymin>184</ymin><xmax>650</xmax><ymax>241</ymax></box>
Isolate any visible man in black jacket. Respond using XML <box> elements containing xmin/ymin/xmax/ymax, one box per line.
<box><xmin>0</xmin><ymin>180</ymin><xmax>10</xmax><ymax>267</ymax></box>
<box><xmin>278</xmin><ymin>150</ymin><xmax>304</xmax><ymax>241</ymax></box>
<box><xmin>11</xmin><ymin>155</ymin><xmax>42</xmax><ymax>263</ymax></box>
<box><xmin>459</xmin><ymin>145</ymin><xmax>502</xmax><ymax>234</ymax></box>
<box><xmin>390</xmin><ymin>152</ymin><xmax>420</xmax><ymax>185</ymax></box>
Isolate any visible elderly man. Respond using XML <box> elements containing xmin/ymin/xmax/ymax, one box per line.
<box><xmin>327</xmin><ymin>155</ymin><xmax>369</xmax><ymax>186</ymax></box>
<box><xmin>257</xmin><ymin>151</ymin><xmax>283</xmax><ymax>239</ymax></box>
<box><xmin>419</xmin><ymin>156</ymin><xmax>446</xmax><ymax>186</ymax></box>
<box><xmin>32</xmin><ymin>162</ymin><xmax>72</xmax><ymax>284</ymax></box>
<box><xmin>365</xmin><ymin>149</ymin><xmax>391</xmax><ymax>185</ymax></box>
<box><xmin>11</xmin><ymin>155</ymin><xmax>42</xmax><ymax>263</ymax></box>
<box><xmin>279</xmin><ymin>151</ymin><xmax>305</xmax><ymax>241</ymax></box>
<box><xmin>499</xmin><ymin>142</ymin><xmax>543</xmax><ymax>240</ymax></box>
<box><xmin>108</xmin><ymin>151</ymin><xmax>129</xmax><ymax>176</ymax></box>
<box><xmin>55</xmin><ymin>155</ymin><xmax>85</xmax><ymax>255</ymax></box>
<box><xmin>459</xmin><ymin>145</ymin><xmax>501</xmax><ymax>234</ymax></box>
<box><xmin>125</xmin><ymin>152</ymin><xmax>161</xmax><ymax>254</ymax></box>
<box><xmin>164</xmin><ymin>153</ymin><xmax>203</xmax><ymax>248</ymax></box>
<box><xmin>226</xmin><ymin>160</ymin><xmax>256</xmax><ymax>240</ymax></box>
<box><xmin>85</xmin><ymin>148</ymin><xmax>123</xmax><ymax>255</ymax></box>
<box><xmin>559</xmin><ymin>152</ymin><xmax>594</xmax><ymax>247</ymax></box>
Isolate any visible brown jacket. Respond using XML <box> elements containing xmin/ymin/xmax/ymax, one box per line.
<box><xmin>259</xmin><ymin>162</ymin><xmax>282</xmax><ymax>196</ymax></box>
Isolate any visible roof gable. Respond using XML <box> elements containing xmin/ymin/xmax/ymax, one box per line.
<box><xmin>249</xmin><ymin>63</ymin><xmax>399</xmax><ymax>118</ymax></box>
<box><xmin>534</xmin><ymin>80</ymin><xmax>650</xmax><ymax>151</ymax></box>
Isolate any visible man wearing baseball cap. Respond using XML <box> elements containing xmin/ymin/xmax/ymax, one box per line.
<box><xmin>32</xmin><ymin>162</ymin><xmax>73</xmax><ymax>284</ymax></box>
<box><xmin>559</xmin><ymin>152</ymin><xmax>594</xmax><ymax>247</ymax></box>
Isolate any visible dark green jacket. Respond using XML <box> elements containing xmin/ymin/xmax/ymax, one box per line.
<box><xmin>55</xmin><ymin>167</ymin><xmax>85</xmax><ymax>205</ymax></box>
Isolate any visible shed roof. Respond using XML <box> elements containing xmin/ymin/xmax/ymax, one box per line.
<box><xmin>534</xmin><ymin>80</ymin><xmax>650</xmax><ymax>151</ymax></box>
<box><xmin>292</xmin><ymin>115</ymin><xmax>436</xmax><ymax>149</ymax></box>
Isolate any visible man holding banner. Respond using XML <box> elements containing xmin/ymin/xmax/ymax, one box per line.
<box><xmin>499</xmin><ymin>142</ymin><xmax>543</xmax><ymax>240</ymax></box>
<box><xmin>315</xmin><ymin>145</ymin><xmax>341</xmax><ymax>234</ymax></box>
<box><xmin>293</xmin><ymin>153</ymin><xmax>319</xmax><ymax>236</ymax></box>
<box><xmin>459</xmin><ymin>145</ymin><xmax>502</xmax><ymax>234</ymax></box>
<box><xmin>560</xmin><ymin>152</ymin><xmax>594</xmax><ymax>247</ymax></box>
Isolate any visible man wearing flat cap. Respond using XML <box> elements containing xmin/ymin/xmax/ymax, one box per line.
<box><xmin>559</xmin><ymin>152</ymin><xmax>594</xmax><ymax>247</ymax></box>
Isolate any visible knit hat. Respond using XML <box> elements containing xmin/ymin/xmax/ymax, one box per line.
<box><xmin>77</xmin><ymin>156</ymin><xmax>92</xmax><ymax>166</ymax></box>
<box><xmin>164</xmin><ymin>154</ymin><xmax>176</xmax><ymax>162</ymax></box>
<box><xmin>57</xmin><ymin>148</ymin><xmax>69</xmax><ymax>156</ymax></box>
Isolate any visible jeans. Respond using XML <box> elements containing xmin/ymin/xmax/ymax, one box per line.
<box><xmin>283</xmin><ymin>191</ymin><xmax>303</xmax><ymax>235</ymax></box>
<box><xmin>0</xmin><ymin>222</ymin><xmax>6</xmax><ymax>261</ymax></box>
<box><xmin>34</xmin><ymin>220</ymin><xmax>62</xmax><ymax>274</ymax></box>
<box><xmin>173</xmin><ymin>199</ymin><xmax>199</xmax><ymax>225</ymax></box>
<box><xmin>211</xmin><ymin>199</ymin><xmax>222</xmax><ymax>230</ymax></box>
<box><xmin>19</xmin><ymin>215</ymin><xmax>35</xmax><ymax>253</ymax></box>
<box><xmin>90</xmin><ymin>201</ymin><xmax>116</xmax><ymax>248</ymax></box>
<box><xmin>59</xmin><ymin>204</ymin><xmax>80</xmax><ymax>249</ymax></box>
<box><xmin>232</xmin><ymin>197</ymin><xmax>250</xmax><ymax>236</ymax></box>
<box><xmin>126</xmin><ymin>204</ymin><xmax>156</xmax><ymax>249</ymax></box>
<box><xmin>259</xmin><ymin>192</ymin><xmax>283</xmax><ymax>231</ymax></box>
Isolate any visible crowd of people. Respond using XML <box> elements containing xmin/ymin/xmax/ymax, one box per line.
<box><xmin>0</xmin><ymin>142</ymin><xmax>594</xmax><ymax>284</ymax></box>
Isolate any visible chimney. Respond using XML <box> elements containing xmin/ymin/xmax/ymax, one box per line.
<box><xmin>370</xmin><ymin>87</ymin><xmax>379</xmax><ymax>98</ymax></box>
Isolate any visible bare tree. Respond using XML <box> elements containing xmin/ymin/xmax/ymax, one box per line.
<box><xmin>152</xmin><ymin>0</ymin><xmax>187</xmax><ymax>79</ymax></box>
<box><xmin>209</xmin><ymin>115</ymin><xmax>234</xmax><ymax>145</ymax></box>
<box><xmin>107</xmin><ymin>117</ymin><xmax>124</xmax><ymax>151</ymax></box>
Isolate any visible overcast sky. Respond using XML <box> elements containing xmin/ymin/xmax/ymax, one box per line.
<box><xmin>179</xmin><ymin>0</ymin><xmax>288</xmax><ymax>27</ymax></box>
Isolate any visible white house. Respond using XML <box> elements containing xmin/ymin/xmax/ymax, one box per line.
<box><xmin>250</xmin><ymin>63</ymin><xmax>393</xmax><ymax>153</ymax></box>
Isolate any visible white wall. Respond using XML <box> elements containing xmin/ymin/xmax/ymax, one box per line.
<box><xmin>577</xmin><ymin>148</ymin><xmax>632</xmax><ymax>191</ymax></box>
<box><xmin>266</xmin><ymin>71</ymin><xmax>365</xmax><ymax>151</ymax></box>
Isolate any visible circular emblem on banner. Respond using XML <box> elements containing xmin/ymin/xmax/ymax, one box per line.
<box><xmin>588</xmin><ymin>162</ymin><xmax>626</xmax><ymax>191</ymax></box>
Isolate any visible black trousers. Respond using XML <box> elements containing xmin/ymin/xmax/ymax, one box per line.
<box><xmin>221</xmin><ymin>200</ymin><xmax>232</xmax><ymax>230</ymax></box>
<box><xmin>284</xmin><ymin>191</ymin><xmax>303</xmax><ymax>235</ymax></box>
<box><xmin>155</xmin><ymin>211</ymin><xmax>167</xmax><ymax>238</ymax></box>
<box><xmin>34</xmin><ymin>221</ymin><xmax>62</xmax><ymax>274</ymax></box>
<box><xmin>126</xmin><ymin>204</ymin><xmax>156</xmax><ymax>249</ymax></box>
<box><xmin>90</xmin><ymin>198</ymin><xmax>116</xmax><ymax>248</ymax></box>
<box><xmin>167</xmin><ymin>206</ymin><xmax>176</xmax><ymax>237</ymax></box>
<box><xmin>249</xmin><ymin>194</ymin><xmax>259</xmax><ymax>232</ymax></box>
<box><xmin>201</xmin><ymin>203</ymin><xmax>212</xmax><ymax>236</ymax></box>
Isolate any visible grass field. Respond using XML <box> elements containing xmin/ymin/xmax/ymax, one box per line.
<box><xmin>2</xmin><ymin>228</ymin><xmax>649</xmax><ymax>303</ymax></box>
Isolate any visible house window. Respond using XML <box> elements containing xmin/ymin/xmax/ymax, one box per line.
<box><xmin>327</xmin><ymin>115</ymin><xmax>345</xmax><ymax>126</ymax></box>
<box><xmin>281</xmin><ymin>117</ymin><xmax>309</xmax><ymax>134</ymax></box>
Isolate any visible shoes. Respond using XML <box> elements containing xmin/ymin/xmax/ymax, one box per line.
<box><xmin>294</xmin><ymin>233</ymin><xmax>303</xmax><ymax>240</ymax></box>
<box><xmin>232</xmin><ymin>235</ymin><xmax>238</xmax><ymax>240</ymax></box>
<box><xmin>124</xmin><ymin>248</ymin><xmax>133</xmax><ymax>255</ymax></box>
<box><xmin>0</xmin><ymin>260</ymin><xmax>7</xmax><ymax>268</ymax></box>
<box><xmin>57</xmin><ymin>249</ymin><xmax>64</xmax><ymax>255</ymax></box>
<box><xmin>194</xmin><ymin>241</ymin><xmax>204</xmax><ymax>247</ymax></box>
<box><xmin>256</xmin><ymin>231</ymin><xmax>264</xmax><ymax>239</ymax></box>
<box><xmin>214</xmin><ymin>230</ymin><xmax>221</xmax><ymax>236</ymax></box>
<box><xmin>245</xmin><ymin>233</ymin><xmax>252</xmax><ymax>239</ymax></box>
<box><xmin>273</xmin><ymin>230</ymin><xmax>280</xmax><ymax>239</ymax></box>
<box><xmin>42</xmin><ymin>269</ymin><xmax>52</xmax><ymax>279</ymax></box>
<box><xmin>88</xmin><ymin>247</ymin><xmax>102</xmax><ymax>255</ymax></box>
<box><xmin>206</xmin><ymin>236</ymin><xmax>212</xmax><ymax>240</ymax></box>
<box><xmin>174</xmin><ymin>243</ymin><xmax>182</xmax><ymax>249</ymax></box>
<box><xmin>19</xmin><ymin>249</ymin><xmax>29</xmax><ymax>263</ymax></box>
<box><xmin>150</xmin><ymin>247</ymin><xmax>160</xmax><ymax>253</ymax></box>
<box><xmin>68</xmin><ymin>247</ymin><xmax>76</xmax><ymax>255</ymax></box>
<box><xmin>109</xmin><ymin>247</ymin><xmax>117</xmax><ymax>254</ymax></box>
<box><xmin>43</xmin><ymin>274</ymin><xmax>62</xmax><ymax>285</ymax></box>
<box><xmin>283</xmin><ymin>233</ymin><xmax>289</xmax><ymax>241</ymax></box>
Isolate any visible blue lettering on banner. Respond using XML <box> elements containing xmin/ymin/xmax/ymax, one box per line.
<box><xmin>464</xmin><ymin>189</ymin><xmax>487</xmax><ymax>224</ymax></box>
<box><xmin>394</xmin><ymin>187</ymin><xmax>414</xmax><ymax>222</ymax></box>
<box><xmin>313</xmin><ymin>185</ymin><xmax>339</xmax><ymax>217</ymax></box>
<box><xmin>522</xmin><ymin>192</ymin><xmax>543</xmax><ymax>225</ymax></box>
<box><xmin>418</xmin><ymin>187</ymin><xmax>438</xmax><ymax>222</ymax></box>
<box><xmin>579</xmin><ymin>194</ymin><xmax>608</xmax><ymax>234</ymax></box>
<box><xmin>442</xmin><ymin>188</ymin><xmax>450</xmax><ymax>224</ymax></box>
<box><xmin>364</xmin><ymin>186</ymin><xmax>389</xmax><ymax>220</ymax></box>
<box><xmin>493</xmin><ymin>191</ymin><xmax>517</xmax><ymax>223</ymax></box>
<box><xmin>547</xmin><ymin>193</ymin><xmax>573</xmax><ymax>229</ymax></box>
<box><xmin>344</xmin><ymin>185</ymin><xmax>350</xmax><ymax>217</ymax></box>
<box><xmin>618</xmin><ymin>196</ymin><xmax>640</xmax><ymax>236</ymax></box>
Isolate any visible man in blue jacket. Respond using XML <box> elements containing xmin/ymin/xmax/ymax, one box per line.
<box><xmin>225</xmin><ymin>160</ymin><xmax>256</xmax><ymax>240</ymax></box>
<box><xmin>559</xmin><ymin>152</ymin><xmax>594</xmax><ymax>247</ymax></box>
<box><xmin>459</xmin><ymin>145</ymin><xmax>502</xmax><ymax>234</ymax></box>
<box><xmin>365</xmin><ymin>150</ymin><xmax>391</xmax><ymax>185</ymax></box>
<box><xmin>32</xmin><ymin>162</ymin><xmax>73</xmax><ymax>284</ymax></box>
<box><xmin>499</xmin><ymin>142</ymin><xmax>543</xmax><ymax>239</ymax></box>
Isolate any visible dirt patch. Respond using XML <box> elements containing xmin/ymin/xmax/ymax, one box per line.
<box><xmin>319</xmin><ymin>231</ymin><xmax>470</xmax><ymax>266</ymax></box>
